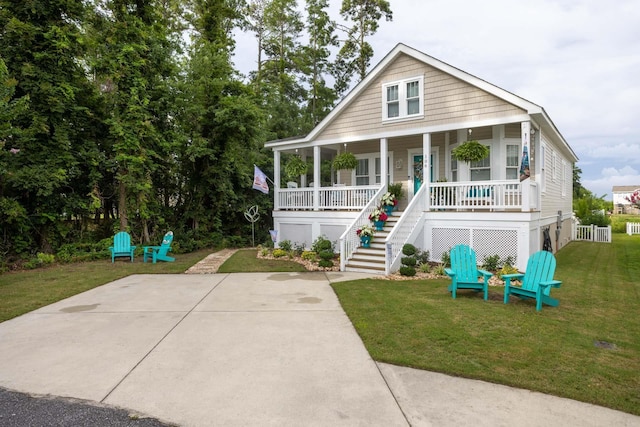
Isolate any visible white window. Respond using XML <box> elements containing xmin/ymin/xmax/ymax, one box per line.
<box><xmin>382</xmin><ymin>76</ymin><xmax>424</xmax><ymax>121</ymax></box>
<box><xmin>551</xmin><ymin>150</ymin><xmax>557</xmax><ymax>182</ymax></box>
<box><xmin>470</xmin><ymin>146</ymin><xmax>491</xmax><ymax>181</ymax></box>
<box><xmin>355</xmin><ymin>154</ymin><xmax>392</xmax><ymax>185</ymax></box>
<box><xmin>506</xmin><ymin>144</ymin><xmax>519</xmax><ymax>180</ymax></box>
<box><xmin>355</xmin><ymin>158</ymin><xmax>369</xmax><ymax>185</ymax></box>
<box><xmin>450</xmin><ymin>157</ymin><xmax>458</xmax><ymax>182</ymax></box>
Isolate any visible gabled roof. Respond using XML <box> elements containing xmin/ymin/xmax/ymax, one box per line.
<box><xmin>265</xmin><ymin>43</ymin><xmax>577</xmax><ymax>162</ymax></box>
<box><xmin>613</xmin><ymin>186</ymin><xmax>640</xmax><ymax>192</ymax></box>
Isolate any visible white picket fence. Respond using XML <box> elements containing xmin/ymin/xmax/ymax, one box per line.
<box><xmin>627</xmin><ymin>222</ymin><xmax>640</xmax><ymax>235</ymax></box>
<box><xmin>573</xmin><ymin>224</ymin><xmax>612</xmax><ymax>243</ymax></box>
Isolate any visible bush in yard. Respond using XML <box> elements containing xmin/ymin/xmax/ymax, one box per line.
<box><xmin>399</xmin><ymin>244</ymin><xmax>418</xmax><ymax>276</ymax></box>
<box><xmin>272</xmin><ymin>248</ymin><xmax>288</xmax><ymax>258</ymax></box>
<box><xmin>414</xmin><ymin>249</ymin><xmax>430</xmax><ymax>266</ymax></box>
<box><xmin>279</xmin><ymin>240</ymin><xmax>293</xmax><ymax>251</ymax></box>
<box><xmin>312</xmin><ymin>235</ymin><xmax>333</xmax><ymax>253</ymax></box>
<box><xmin>301</xmin><ymin>251</ymin><xmax>317</xmax><ymax>261</ymax></box>
<box><xmin>482</xmin><ymin>254</ymin><xmax>500</xmax><ymax>271</ymax></box>
<box><xmin>497</xmin><ymin>264</ymin><xmax>519</xmax><ymax>279</ymax></box>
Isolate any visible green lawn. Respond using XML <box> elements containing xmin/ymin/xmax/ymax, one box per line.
<box><xmin>332</xmin><ymin>235</ymin><xmax>640</xmax><ymax>416</ymax></box>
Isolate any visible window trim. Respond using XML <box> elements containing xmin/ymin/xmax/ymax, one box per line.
<box><xmin>381</xmin><ymin>76</ymin><xmax>424</xmax><ymax>122</ymax></box>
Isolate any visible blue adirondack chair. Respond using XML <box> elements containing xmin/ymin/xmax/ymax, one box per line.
<box><xmin>109</xmin><ymin>231</ymin><xmax>136</xmax><ymax>263</ymax></box>
<box><xmin>445</xmin><ymin>244</ymin><xmax>492</xmax><ymax>300</ymax></box>
<box><xmin>503</xmin><ymin>251</ymin><xmax>562</xmax><ymax>311</ymax></box>
<box><xmin>143</xmin><ymin>231</ymin><xmax>175</xmax><ymax>263</ymax></box>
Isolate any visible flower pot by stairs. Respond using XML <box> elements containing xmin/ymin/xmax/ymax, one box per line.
<box><xmin>345</xmin><ymin>212</ymin><xmax>400</xmax><ymax>274</ymax></box>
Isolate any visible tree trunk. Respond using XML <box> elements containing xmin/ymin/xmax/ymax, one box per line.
<box><xmin>118</xmin><ymin>179</ymin><xmax>127</xmax><ymax>231</ymax></box>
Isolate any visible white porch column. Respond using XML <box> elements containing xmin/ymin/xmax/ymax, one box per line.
<box><xmin>274</xmin><ymin>150</ymin><xmax>281</xmax><ymax>210</ymax></box>
<box><xmin>521</xmin><ymin>121</ymin><xmax>531</xmax><ymax>212</ymax></box>
<box><xmin>380</xmin><ymin>138</ymin><xmax>388</xmax><ymax>187</ymax></box>
<box><xmin>313</xmin><ymin>145</ymin><xmax>320</xmax><ymax>211</ymax></box>
<box><xmin>423</xmin><ymin>133</ymin><xmax>431</xmax><ymax>210</ymax></box>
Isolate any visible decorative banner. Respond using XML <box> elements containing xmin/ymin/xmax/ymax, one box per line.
<box><xmin>269</xmin><ymin>229</ymin><xmax>278</xmax><ymax>243</ymax></box>
<box><xmin>520</xmin><ymin>122</ymin><xmax>531</xmax><ymax>181</ymax></box>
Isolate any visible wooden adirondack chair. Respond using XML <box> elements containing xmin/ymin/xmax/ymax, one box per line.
<box><xmin>445</xmin><ymin>244</ymin><xmax>492</xmax><ymax>300</ymax></box>
<box><xmin>109</xmin><ymin>231</ymin><xmax>136</xmax><ymax>263</ymax></box>
<box><xmin>142</xmin><ymin>231</ymin><xmax>175</xmax><ymax>263</ymax></box>
<box><xmin>503</xmin><ymin>250</ymin><xmax>562</xmax><ymax>311</ymax></box>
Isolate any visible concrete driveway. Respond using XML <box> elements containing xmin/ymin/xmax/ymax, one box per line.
<box><xmin>0</xmin><ymin>272</ymin><xmax>638</xmax><ymax>426</ymax></box>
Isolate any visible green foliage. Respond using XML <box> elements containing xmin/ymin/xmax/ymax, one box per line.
<box><xmin>414</xmin><ymin>249</ymin><xmax>430</xmax><ymax>266</ymax></box>
<box><xmin>441</xmin><ymin>250</ymin><xmax>451</xmax><ymax>268</ymax></box>
<box><xmin>272</xmin><ymin>248</ymin><xmax>288</xmax><ymax>258</ymax></box>
<box><xmin>301</xmin><ymin>250</ymin><xmax>317</xmax><ymax>261</ymax></box>
<box><xmin>402</xmin><ymin>243</ymin><xmax>416</xmax><ymax>256</ymax></box>
<box><xmin>418</xmin><ymin>263</ymin><xmax>431</xmax><ymax>273</ymax></box>
<box><xmin>400</xmin><ymin>256</ymin><xmax>416</xmax><ymax>267</ymax></box>
<box><xmin>311</xmin><ymin>235</ymin><xmax>333</xmax><ymax>253</ymax></box>
<box><xmin>319</xmin><ymin>250</ymin><xmax>334</xmax><ymax>261</ymax></box>
<box><xmin>398</xmin><ymin>266</ymin><xmax>416</xmax><ymax>276</ymax></box>
<box><xmin>284</xmin><ymin>155</ymin><xmax>308</xmax><ymax>180</ymax></box>
<box><xmin>482</xmin><ymin>255</ymin><xmax>501</xmax><ymax>272</ymax></box>
<box><xmin>279</xmin><ymin>240</ymin><xmax>293</xmax><ymax>251</ymax></box>
<box><xmin>452</xmin><ymin>140</ymin><xmax>490</xmax><ymax>162</ymax></box>
<box><xmin>433</xmin><ymin>264</ymin><xmax>445</xmax><ymax>276</ymax></box>
<box><xmin>497</xmin><ymin>264</ymin><xmax>519</xmax><ymax>279</ymax></box>
<box><xmin>388</xmin><ymin>182</ymin><xmax>404</xmax><ymax>201</ymax></box>
<box><xmin>293</xmin><ymin>242</ymin><xmax>306</xmax><ymax>256</ymax></box>
<box><xmin>318</xmin><ymin>259</ymin><xmax>333</xmax><ymax>268</ymax></box>
<box><xmin>331</xmin><ymin>152</ymin><xmax>357</xmax><ymax>170</ymax></box>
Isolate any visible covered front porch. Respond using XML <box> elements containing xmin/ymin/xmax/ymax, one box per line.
<box><xmin>277</xmin><ymin>179</ymin><xmax>539</xmax><ymax>212</ymax></box>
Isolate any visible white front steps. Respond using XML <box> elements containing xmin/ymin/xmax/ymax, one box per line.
<box><xmin>345</xmin><ymin>212</ymin><xmax>400</xmax><ymax>274</ymax></box>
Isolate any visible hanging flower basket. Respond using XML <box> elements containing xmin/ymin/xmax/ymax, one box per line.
<box><xmin>452</xmin><ymin>140</ymin><xmax>489</xmax><ymax>163</ymax></box>
<box><xmin>332</xmin><ymin>152</ymin><xmax>358</xmax><ymax>170</ymax></box>
<box><xmin>284</xmin><ymin>155</ymin><xmax>308</xmax><ymax>180</ymax></box>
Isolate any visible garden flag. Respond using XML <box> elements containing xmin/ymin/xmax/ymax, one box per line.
<box><xmin>252</xmin><ymin>165</ymin><xmax>269</xmax><ymax>194</ymax></box>
<box><xmin>519</xmin><ymin>145</ymin><xmax>530</xmax><ymax>181</ymax></box>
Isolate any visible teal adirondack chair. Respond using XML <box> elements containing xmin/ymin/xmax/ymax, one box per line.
<box><xmin>503</xmin><ymin>251</ymin><xmax>562</xmax><ymax>311</ymax></box>
<box><xmin>109</xmin><ymin>231</ymin><xmax>136</xmax><ymax>263</ymax></box>
<box><xmin>143</xmin><ymin>231</ymin><xmax>175</xmax><ymax>263</ymax></box>
<box><xmin>445</xmin><ymin>244</ymin><xmax>492</xmax><ymax>300</ymax></box>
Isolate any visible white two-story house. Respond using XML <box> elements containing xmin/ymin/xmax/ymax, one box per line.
<box><xmin>264</xmin><ymin>43</ymin><xmax>578</xmax><ymax>274</ymax></box>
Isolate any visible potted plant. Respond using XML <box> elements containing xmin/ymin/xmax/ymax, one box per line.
<box><xmin>356</xmin><ymin>224</ymin><xmax>374</xmax><ymax>248</ymax></box>
<box><xmin>284</xmin><ymin>155</ymin><xmax>308</xmax><ymax>181</ymax></box>
<box><xmin>451</xmin><ymin>140</ymin><xmax>489</xmax><ymax>163</ymax></box>
<box><xmin>388</xmin><ymin>182</ymin><xmax>404</xmax><ymax>203</ymax></box>
<box><xmin>380</xmin><ymin>192</ymin><xmax>398</xmax><ymax>215</ymax></box>
<box><xmin>369</xmin><ymin>207</ymin><xmax>388</xmax><ymax>230</ymax></box>
<box><xmin>332</xmin><ymin>151</ymin><xmax>357</xmax><ymax>170</ymax></box>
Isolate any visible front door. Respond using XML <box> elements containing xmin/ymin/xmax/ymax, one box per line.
<box><xmin>412</xmin><ymin>153</ymin><xmax>436</xmax><ymax>194</ymax></box>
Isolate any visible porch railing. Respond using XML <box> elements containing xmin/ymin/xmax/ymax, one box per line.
<box><xmin>429</xmin><ymin>180</ymin><xmax>539</xmax><ymax>211</ymax></box>
<box><xmin>277</xmin><ymin>185</ymin><xmax>379</xmax><ymax>210</ymax></box>
<box><xmin>384</xmin><ymin>182</ymin><xmax>427</xmax><ymax>274</ymax></box>
<box><xmin>339</xmin><ymin>186</ymin><xmax>387</xmax><ymax>271</ymax></box>
<box><xmin>573</xmin><ymin>224</ymin><xmax>612</xmax><ymax>243</ymax></box>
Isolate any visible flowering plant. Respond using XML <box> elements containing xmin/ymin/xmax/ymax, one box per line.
<box><xmin>626</xmin><ymin>189</ymin><xmax>640</xmax><ymax>208</ymax></box>
<box><xmin>369</xmin><ymin>207</ymin><xmax>388</xmax><ymax>222</ymax></box>
<box><xmin>381</xmin><ymin>192</ymin><xmax>398</xmax><ymax>207</ymax></box>
<box><xmin>356</xmin><ymin>224</ymin><xmax>374</xmax><ymax>238</ymax></box>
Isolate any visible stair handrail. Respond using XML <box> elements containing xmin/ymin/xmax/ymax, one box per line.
<box><xmin>384</xmin><ymin>183</ymin><xmax>427</xmax><ymax>274</ymax></box>
<box><xmin>339</xmin><ymin>185</ymin><xmax>387</xmax><ymax>271</ymax></box>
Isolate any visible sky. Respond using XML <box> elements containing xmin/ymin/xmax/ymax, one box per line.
<box><xmin>232</xmin><ymin>0</ymin><xmax>640</xmax><ymax>200</ymax></box>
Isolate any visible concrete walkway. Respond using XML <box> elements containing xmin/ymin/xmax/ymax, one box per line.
<box><xmin>0</xmin><ymin>271</ymin><xmax>638</xmax><ymax>426</ymax></box>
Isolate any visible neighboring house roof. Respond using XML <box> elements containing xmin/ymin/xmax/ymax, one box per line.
<box><xmin>265</xmin><ymin>43</ymin><xmax>578</xmax><ymax>162</ymax></box>
<box><xmin>612</xmin><ymin>186</ymin><xmax>640</xmax><ymax>192</ymax></box>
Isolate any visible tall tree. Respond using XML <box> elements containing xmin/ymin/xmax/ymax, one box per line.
<box><xmin>335</xmin><ymin>0</ymin><xmax>392</xmax><ymax>96</ymax></box>
<box><xmin>179</xmin><ymin>0</ymin><xmax>266</xmax><ymax>235</ymax></box>
<box><xmin>0</xmin><ymin>0</ymin><xmax>99</xmax><ymax>253</ymax></box>
<box><xmin>260</xmin><ymin>0</ymin><xmax>306</xmax><ymax>139</ymax></box>
<box><xmin>89</xmin><ymin>0</ymin><xmax>177</xmax><ymax>242</ymax></box>
<box><xmin>301</xmin><ymin>0</ymin><xmax>338</xmax><ymax>128</ymax></box>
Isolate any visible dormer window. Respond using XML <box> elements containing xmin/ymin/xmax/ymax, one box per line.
<box><xmin>382</xmin><ymin>76</ymin><xmax>424</xmax><ymax>122</ymax></box>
